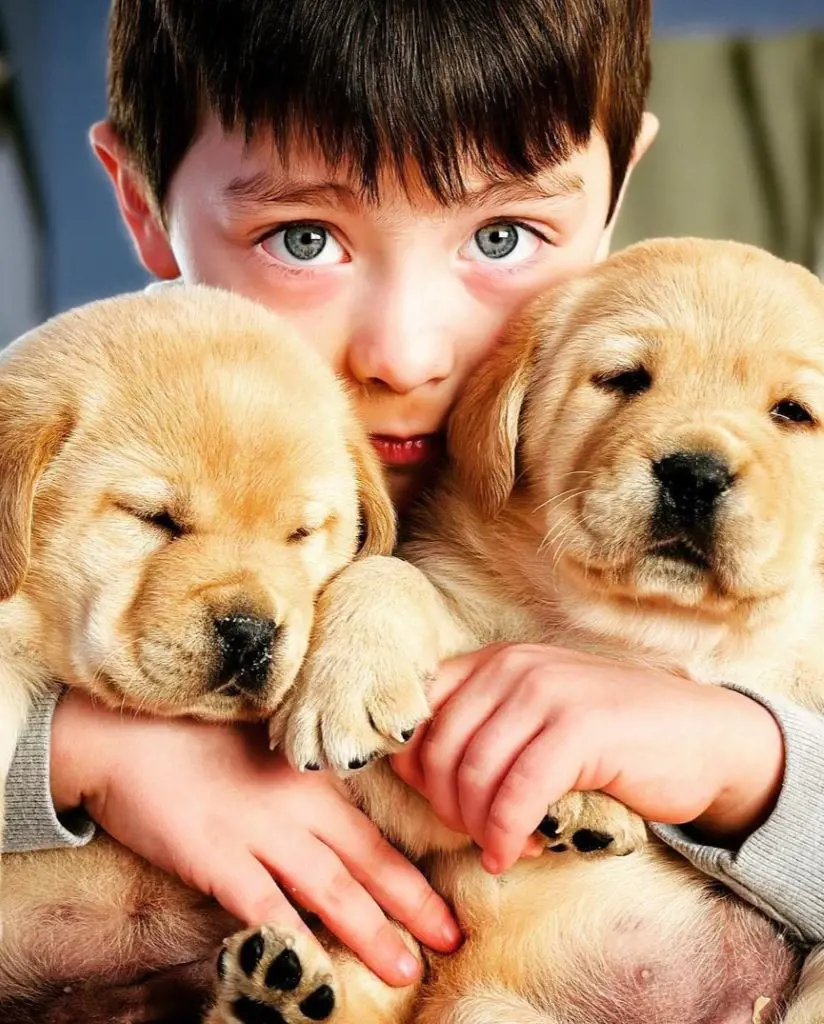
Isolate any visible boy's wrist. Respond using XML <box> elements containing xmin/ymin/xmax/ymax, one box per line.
<box><xmin>690</xmin><ymin>688</ymin><xmax>785</xmax><ymax>847</ymax></box>
<box><xmin>50</xmin><ymin>688</ymin><xmax>112</xmax><ymax>815</ymax></box>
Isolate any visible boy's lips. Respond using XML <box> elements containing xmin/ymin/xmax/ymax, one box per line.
<box><xmin>370</xmin><ymin>434</ymin><xmax>443</xmax><ymax>468</ymax></box>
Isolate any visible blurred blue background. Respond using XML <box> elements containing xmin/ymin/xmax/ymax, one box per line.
<box><xmin>0</xmin><ymin>0</ymin><xmax>823</xmax><ymax>345</ymax></box>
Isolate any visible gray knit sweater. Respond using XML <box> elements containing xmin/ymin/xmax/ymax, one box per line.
<box><xmin>4</xmin><ymin>686</ymin><xmax>824</xmax><ymax>944</ymax></box>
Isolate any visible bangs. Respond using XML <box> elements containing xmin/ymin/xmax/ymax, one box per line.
<box><xmin>158</xmin><ymin>0</ymin><xmax>602</xmax><ymax>204</ymax></box>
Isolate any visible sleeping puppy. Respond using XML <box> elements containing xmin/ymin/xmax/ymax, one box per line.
<box><xmin>0</xmin><ymin>285</ymin><xmax>395</xmax><ymax>1014</ymax></box>
<box><xmin>246</xmin><ymin>239</ymin><xmax>824</xmax><ymax>1024</ymax></box>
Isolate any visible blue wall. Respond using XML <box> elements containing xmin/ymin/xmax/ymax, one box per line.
<box><xmin>1</xmin><ymin>0</ymin><xmax>822</xmax><ymax>318</ymax></box>
<box><xmin>656</xmin><ymin>1</ymin><xmax>824</xmax><ymax>35</ymax></box>
<box><xmin>1</xmin><ymin>0</ymin><xmax>147</xmax><ymax>317</ymax></box>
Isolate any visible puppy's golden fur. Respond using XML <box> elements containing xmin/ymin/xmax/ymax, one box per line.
<box><xmin>0</xmin><ymin>286</ymin><xmax>395</xmax><ymax>1012</ymax></box>
<box><xmin>4</xmin><ymin>242</ymin><xmax>824</xmax><ymax>1024</ymax></box>
<box><xmin>263</xmin><ymin>240</ymin><xmax>824</xmax><ymax>1024</ymax></box>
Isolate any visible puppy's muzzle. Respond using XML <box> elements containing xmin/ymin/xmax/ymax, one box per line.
<box><xmin>650</xmin><ymin>450</ymin><xmax>734</xmax><ymax>564</ymax></box>
<box><xmin>212</xmin><ymin>613</ymin><xmax>278</xmax><ymax>696</ymax></box>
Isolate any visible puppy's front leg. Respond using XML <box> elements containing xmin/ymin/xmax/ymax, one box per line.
<box><xmin>269</xmin><ymin>555</ymin><xmax>472</xmax><ymax>774</ymax></box>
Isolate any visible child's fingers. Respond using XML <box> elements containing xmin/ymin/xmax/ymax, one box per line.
<box><xmin>210</xmin><ymin>849</ymin><xmax>311</xmax><ymax>936</ymax></box>
<box><xmin>258</xmin><ymin>836</ymin><xmax>422</xmax><ymax>987</ymax></box>
<box><xmin>522</xmin><ymin>835</ymin><xmax>545</xmax><ymax>858</ymax></box>
<box><xmin>423</xmin><ymin>644</ymin><xmax>511</xmax><ymax>714</ymax></box>
<box><xmin>455</xmin><ymin>700</ymin><xmax>544</xmax><ymax>847</ymax></box>
<box><xmin>419</xmin><ymin>667</ymin><xmax>508</xmax><ymax>834</ymax></box>
<box><xmin>390</xmin><ymin>720</ymin><xmax>430</xmax><ymax>794</ymax></box>
<box><xmin>481</xmin><ymin>730</ymin><xmax>580</xmax><ymax>874</ymax></box>
<box><xmin>324</xmin><ymin>801</ymin><xmax>462</xmax><ymax>954</ymax></box>
<box><xmin>391</xmin><ymin>644</ymin><xmax>514</xmax><ymax>798</ymax></box>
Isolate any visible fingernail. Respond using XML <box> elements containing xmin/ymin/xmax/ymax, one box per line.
<box><xmin>397</xmin><ymin>953</ymin><xmax>420</xmax><ymax>981</ymax></box>
<box><xmin>441</xmin><ymin>921</ymin><xmax>462</xmax><ymax>947</ymax></box>
<box><xmin>481</xmin><ymin>853</ymin><xmax>502</xmax><ymax>875</ymax></box>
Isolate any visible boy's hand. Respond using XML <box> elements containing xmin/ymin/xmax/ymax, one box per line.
<box><xmin>391</xmin><ymin>644</ymin><xmax>785</xmax><ymax>875</ymax></box>
<box><xmin>51</xmin><ymin>690</ymin><xmax>461</xmax><ymax>986</ymax></box>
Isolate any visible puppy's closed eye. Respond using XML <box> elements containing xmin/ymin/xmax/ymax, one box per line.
<box><xmin>116</xmin><ymin>503</ymin><xmax>187</xmax><ymax>540</ymax></box>
<box><xmin>592</xmin><ymin>366</ymin><xmax>652</xmax><ymax>398</ymax></box>
<box><xmin>287</xmin><ymin>525</ymin><xmax>315</xmax><ymax>543</ymax></box>
<box><xmin>287</xmin><ymin>513</ymin><xmax>337</xmax><ymax>544</ymax></box>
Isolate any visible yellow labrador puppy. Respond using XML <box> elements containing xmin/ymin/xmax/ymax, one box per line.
<box><xmin>0</xmin><ymin>286</ymin><xmax>395</xmax><ymax>1016</ymax></box>
<box><xmin>245</xmin><ymin>240</ymin><xmax>824</xmax><ymax>1024</ymax></box>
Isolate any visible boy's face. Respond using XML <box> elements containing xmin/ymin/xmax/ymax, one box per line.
<box><xmin>92</xmin><ymin>115</ymin><xmax>654</xmax><ymax>507</ymax></box>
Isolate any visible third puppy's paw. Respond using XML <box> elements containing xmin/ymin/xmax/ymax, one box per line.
<box><xmin>211</xmin><ymin>924</ymin><xmax>337</xmax><ymax>1024</ymax></box>
<box><xmin>537</xmin><ymin>792</ymin><xmax>647</xmax><ymax>857</ymax></box>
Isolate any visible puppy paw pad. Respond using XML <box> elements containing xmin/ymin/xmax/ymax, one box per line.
<box><xmin>240</xmin><ymin>933</ymin><xmax>266</xmax><ymax>975</ymax></box>
<box><xmin>572</xmin><ymin>828</ymin><xmax>615</xmax><ymax>853</ymax></box>
<box><xmin>298</xmin><ymin>985</ymin><xmax>335</xmax><ymax>1020</ymax></box>
<box><xmin>231</xmin><ymin>996</ymin><xmax>287</xmax><ymax>1024</ymax></box>
<box><xmin>265</xmin><ymin>948</ymin><xmax>302</xmax><ymax>991</ymax></box>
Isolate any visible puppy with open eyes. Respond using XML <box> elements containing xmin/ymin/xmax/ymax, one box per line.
<box><xmin>0</xmin><ymin>286</ymin><xmax>395</xmax><ymax>1016</ymax></box>
<box><xmin>256</xmin><ymin>239</ymin><xmax>824</xmax><ymax>1024</ymax></box>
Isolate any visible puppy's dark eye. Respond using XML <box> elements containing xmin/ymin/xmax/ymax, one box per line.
<box><xmin>143</xmin><ymin>510</ymin><xmax>185</xmax><ymax>536</ymax></box>
<box><xmin>592</xmin><ymin>367</ymin><xmax>652</xmax><ymax>398</ymax></box>
<box><xmin>287</xmin><ymin>526</ymin><xmax>314</xmax><ymax>543</ymax></box>
<box><xmin>121</xmin><ymin>506</ymin><xmax>185</xmax><ymax>538</ymax></box>
<box><xmin>771</xmin><ymin>400</ymin><xmax>817</xmax><ymax>428</ymax></box>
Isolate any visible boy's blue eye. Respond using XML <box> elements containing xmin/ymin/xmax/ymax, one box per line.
<box><xmin>475</xmin><ymin>224</ymin><xmax>519</xmax><ymax>259</ymax></box>
<box><xmin>463</xmin><ymin>221</ymin><xmax>546</xmax><ymax>264</ymax></box>
<box><xmin>283</xmin><ymin>225</ymin><xmax>327</xmax><ymax>260</ymax></box>
<box><xmin>260</xmin><ymin>223</ymin><xmax>347</xmax><ymax>266</ymax></box>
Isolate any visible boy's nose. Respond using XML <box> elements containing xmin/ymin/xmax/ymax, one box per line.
<box><xmin>347</xmin><ymin>293</ymin><xmax>456</xmax><ymax>394</ymax></box>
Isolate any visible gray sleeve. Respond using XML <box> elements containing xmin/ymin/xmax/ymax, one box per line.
<box><xmin>652</xmin><ymin>686</ymin><xmax>824</xmax><ymax>944</ymax></box>
<box><xmin>3</xmin><ymin>689</ymin><xmax>95</xmax><ymax>852</ymax></box>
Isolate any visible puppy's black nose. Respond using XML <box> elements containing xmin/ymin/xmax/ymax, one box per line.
<box><xmin>653</xmin><ymin>451</ymin><xmax>733</xmax><ymax>527</ymax></box>
<box><xmin>213</xmin><ymin>613</ymin><xmax>277</xmax><ymax>694</ymax></box>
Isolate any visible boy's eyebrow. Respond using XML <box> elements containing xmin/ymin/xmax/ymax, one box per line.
<box><xmin>222</xmin><ymin>169</ymin><xmax>585</xmax><ymax>211</ymax></box>
<box><xmin>223</xmin><ymin>173</ymin><xmax>361</xmax><ymax>211</ymax></box>
<box><xmin>459</xmin><ymin>172</ymin><xmax>586</xmax><ymax>209</ymax></box>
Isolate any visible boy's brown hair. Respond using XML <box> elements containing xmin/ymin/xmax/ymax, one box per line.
<box><xmin>107</xmin><ymin>0</ymin><xmax>651</xmax><ymax>220</ymax></box>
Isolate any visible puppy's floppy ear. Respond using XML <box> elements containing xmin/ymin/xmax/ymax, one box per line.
<box><xmin>348</xmin><ymin>432</ymin><xmax>397</xmax><ymax>557</ymax></box>
<box><xmin>0</xmin><ymin>377</ymin><xmax>74</xmax><ymax>600</ymax></box>
<box><xmin>447</xmin><ymin>318</ymin><xmax>542</xmax><ymax>517</ymax></box>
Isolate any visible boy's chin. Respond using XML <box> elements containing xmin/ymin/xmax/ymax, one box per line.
<box><xmin>386</xmin><ymin>463</ymin><xmax>440</xmax><ymax>514</ymax></box>
<box><xmin>386</xmin><ymin>468</ymin><xmax>423</xmax><ymax>513</ymax></box>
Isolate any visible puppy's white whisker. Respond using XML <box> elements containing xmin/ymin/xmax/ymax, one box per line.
<box><xmin>533</xmin><ymin>486</ymin><xmax>587</xmax><ymax>516</ymax></box>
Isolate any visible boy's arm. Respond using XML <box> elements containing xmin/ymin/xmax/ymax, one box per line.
<box><xmin>3</xmin><ymin>689</ymin><xmax>95</xmax><ymax>851</ymax></box>
<box><xmin>652</xmin><ymin>686</ymin><xmax>824</xmax><ymax>944</ymax></box>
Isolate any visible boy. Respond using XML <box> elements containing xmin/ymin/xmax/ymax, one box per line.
<box><xmin>6</xmin><ymin>0</ymin><xmax>824</xmax><ymax>1006</ymax></box>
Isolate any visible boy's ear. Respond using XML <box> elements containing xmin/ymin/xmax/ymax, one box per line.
<box><xmin>348</xmin><ymin>432</ymin><xmax>397</xmax><ymax>557</ymax></box>
<box><xmin>89</xmin><ymin>121</ymin><xmax>181</xmax><ymax>280</ymax></box>
<box><xmin>446</xmin><ymin>319</ymin><xmax>542</xmax><ymax>518</ymax></box>
<box><xmin>596</xmin><ymin>112</ymin><xmax>659</xmax><ymax>263</ymax></box>
<box><xmin>0</xmin><ymin>378</ymin><xmax>74</xmax><ymax>600</ymax></box>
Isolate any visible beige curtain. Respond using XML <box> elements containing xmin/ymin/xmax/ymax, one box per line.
<box><xmin>616</xmin><ymin>31</ymin><xmax>824</xmax><ymax>275</ymax></box>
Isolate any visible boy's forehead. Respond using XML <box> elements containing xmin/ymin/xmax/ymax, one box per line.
<box><xmin>173</xmin><ymin>115</ymin><xmax>612</xmax><ymax>214</ymax></box>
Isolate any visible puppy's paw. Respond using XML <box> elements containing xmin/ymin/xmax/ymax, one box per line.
<box><xmin>269</xmin><ymin>633</ymin><xmax>433</xmax><ymax>774</ymax></box>
<box><xmin>537</xmin><ymin>792</ymin><xmax>647</xmax><ymax>857</ymax></box>
<box><xmin>269</xmin><ymin>558</ymin><xmax>441</xmax><ymax>774</ymax></box>
<box><xmin>210</xmin><ymin>925</ymin><xmax>337</xmax><ymax>1024</ymax></box>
